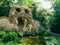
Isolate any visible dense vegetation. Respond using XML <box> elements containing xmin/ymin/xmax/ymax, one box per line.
<box><xmin>0</xmin><ymin>0</ymin><xmax>60</xmax><ymax>34</ymax></box>
<box><xmin>0</xmin><ymin>28</ymin><xmax>60</xmax><ymax>45</ymax></box>
<box><xmin>0</xmin><ymin>0</ymin><xmax>60</xmax><ymax>45</ymax></box>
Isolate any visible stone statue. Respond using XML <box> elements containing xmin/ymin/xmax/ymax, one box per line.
<box><xmin>9</xmin><ymin>3</ymin><xmax>34</xmax><ymax>33</ymax></box>
<box><xmin>0</xmin><ymin>3</ymin><xmax>40</xmax><ymax>36</ymax></box>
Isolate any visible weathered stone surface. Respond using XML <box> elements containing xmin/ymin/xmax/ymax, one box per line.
<box><xmin>9</xmin><ymin>3</ymin><xmax>33</xmax><ymax>32</ymax></box>
<box><xmin>0</xmin><ymin>17</ymin><xmax>18</xmax><ymax>31</ymax></box>
<box><xmin>0</xmin><ymin>3</ymin><xmax>41</xmax><ymax>36</ymax></box>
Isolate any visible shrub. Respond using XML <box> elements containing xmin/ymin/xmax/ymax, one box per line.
<box><xmin>38</xmin><ymin>30</ymin><xmax>45</xmax><ymax>35</ymax></box>
<box><xmin>44</xmin><ymin>32</ymin><xmax>53</xmax><ymax>36</ymax></box>
<box><xmin>2</xmin><ymin>32</ymin><xmax>18</xmax><ymax>43</ymax></box>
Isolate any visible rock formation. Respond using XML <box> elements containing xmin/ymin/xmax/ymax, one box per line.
<box><xmin>9</xmin><ymin>3</ymin><xmax>34</xmax><ymax>32</ymax></box>
<box><xmin>0</xmin><ymin>3</ymin><xmax>40</xmax><ymax>36</ymax></box>
<box><xmin>0</xmin><ymin>17</ymin><xmax>18</xmax><ymax>31</ymax></box>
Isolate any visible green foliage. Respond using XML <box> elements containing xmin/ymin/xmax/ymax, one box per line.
<box><xmin>18</xmin><ymin>0</ymin><xmax>34</xmax><ymax>8</ymax></box>
<box><xmin>3</xmin><ymin>32</ymin><xmax>18</xmax><ymax>43</ymax></box>
<box><xmin>0</xmin><ymin>0</ymin><xmax>10</xmax><ymax>16</ymax></box>
<box><xmin>31</xmin><ymin>2</ymin><xmax>55</xmax><ymax>30</ymax></box>
<box><xmin>38</xmin><ymin>29</ymin><xmax>53</xmax><ymax>36</ymax></box>
<box><xmin>0</xmin><ymin>0</ymin><xmax>60</xmax><ymax>45</ymax></box>
<box><xmin>0</xmin><ymin>30</ymin><xmax>18</xmax><ymax>43</ymax></box>
<box><xmin>0</xmin><ymin>0</ymin><xmax>34</xmax><ymax>16</ymax></box>
<box><xmin>51</xmin><ymin>0</ymin><xmax>60</xmax><ymax>34</ymax></box>
<box><xmin>0</xmin><ymin>27</ymin><xmax>60</xmax><ymax>45</ymax></box>
<box><xmin>4</xmin><ymin>42</ymin><xmax>18</xmax><ymax>45</ymax></box>
<box><xmin>0</xmin><ymin>31</ymin><xmax>5</xmax><ymax>38</ymax></box>
<box><xmin>38</xmin><ymin>30</ymin><xmax>45</xmax><ymax>35</ymax></box>
<box><xmin>44</xmin><ymin>31</ymin><xmax>53</xmax><ymax>36</ymax></box>
<box><xmin>44</xmin><ymin>36</ymin><xmax>60</xmax><ymax>45</ymax></box>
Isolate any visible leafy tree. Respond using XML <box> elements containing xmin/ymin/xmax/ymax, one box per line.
<box><xmin>51</xmin><ymin>0</ymin><xmax>60</xmax><ymax>34</ymax></box>
<box><xmin>0</xmin><ymin>0</ymin><xmax>12</xmax><ymax>16</ymax></box>
<box><xmin>31</xmin><ymin>1</ymin><xmax>55</xmax><ymax>31</ymax></box>
<box><xmin>37</xmin><ymin>8</ymin><xmax>55</xmax><ymax>29</ymax></box>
